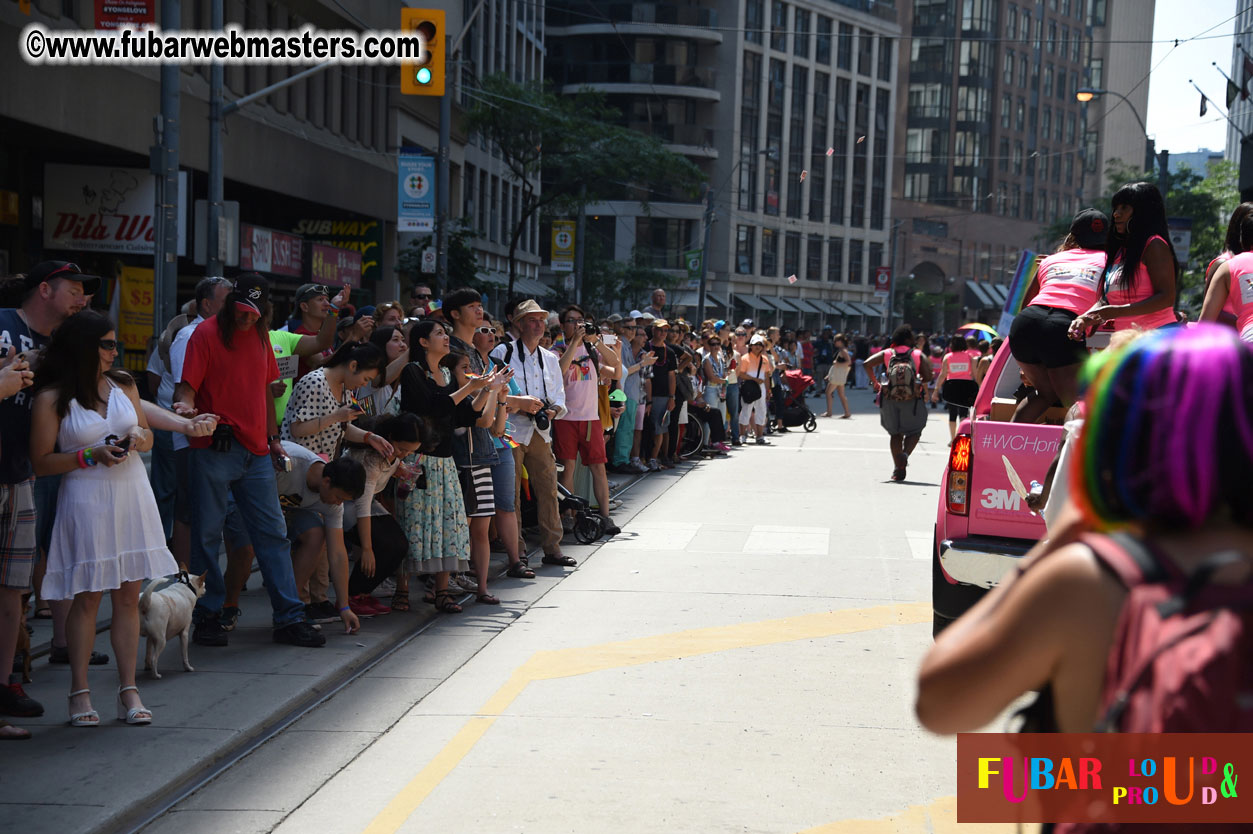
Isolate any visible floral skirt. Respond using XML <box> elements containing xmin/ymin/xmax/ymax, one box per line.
<box><xmin>394</xmin><ymin>454</ymin><xmax>470</xmax><ymax>574</ymax></box>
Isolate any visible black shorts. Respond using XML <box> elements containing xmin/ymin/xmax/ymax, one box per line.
<box><xmin>947</xmin><ymin>403</ymin><xmax>970</xmax><ymax>421</ymax></box>
<box><xmin>1009</xmin><ymin>305</ymin><xmax>1089</xmax><ymax>369</ymax></box>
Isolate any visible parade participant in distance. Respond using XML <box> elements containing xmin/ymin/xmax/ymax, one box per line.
<box><xmin>553</xmin><ymin>305</ymin><xmax>620</xmax><ymax>536</ymax></box>
<box><xmin>1201</xmin><ymin>208</ymin><xmax>1253</xmax><ymax>343</ymax></box>
<box><xmin>823</xmin><ymin>334</ymin><xmax>852</xmax><ymax>419</ymax></box>
<box><xmin>738</xmin><ymin>334</ymin><xmax>773</xmax><ymax>445</ymax></box>
<box><xmin>1009</xmin><ymin>210</ymin><xmax>1109</xmax><ymax>422</ymax></box>
<box><xmin>395</xmin><ymin>320</ymin><xmax>495</xmax><ymax>613</ymax></box>
<box><xmin>1069</xmin><ymin>182</ymin><xmax>1179</xmax><ymax>338</ymax></box>
<box><xmin>864</xmin><ymin>325</ymin><xmax>932</xmax><ymax>482</ymax></box>
<box><xmin>31</xmin><ymin>311</ymin><xmax>178</xmax><ymax>726</ymax></box>
<box><xmin>177</xmin><ymin>274</ymin><xmax>326</xmax><ymax>648</ymax></box>
<box><xmin>490</xmin><ymin>300</ymin><xmax>575</xmax><ymax>567</ymax></box>
<box><xmin>918</xmin><ymin>325</ymin><xmax>1253</xmax><ymax>738</ymax></box>
<box><xmin>931</xmin><ymin>335</ymin><xmax>978</xmax><ymax>443</ymax></box>
<box><xmin>0</xmin><ymin>261</ymin><xmax>100</xmax><ymax>728</ymax></box>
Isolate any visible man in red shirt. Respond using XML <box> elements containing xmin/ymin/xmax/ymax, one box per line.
<box><xmin>177</xmin><ymin>274</ymin><xmax>329</xmax><ymax>648</ymax></box>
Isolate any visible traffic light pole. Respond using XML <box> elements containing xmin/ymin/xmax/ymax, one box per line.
<box><xmin>696</xmin><ymin>183</ymin><xmax>713</xmax><ymax>325</ymax></box>
<box><xmin>436</xmin><ymin>34</ymin><xmax>451</xmax><ymax>287</ymax></box>
<box><xmin>206</xmin><ymin>0</ymin><xmax>224</xmax><ymax>277</ymax></box>
<box><xmin>154</xmin><ymin>0</ymin><xmax>180</xmax><ymax>329</ymax></box>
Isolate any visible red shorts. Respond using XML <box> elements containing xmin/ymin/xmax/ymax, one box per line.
<box><xmin>552</xmin><ymin>419</ymin><xmax>608</xmax><ymax>465</ymax></box>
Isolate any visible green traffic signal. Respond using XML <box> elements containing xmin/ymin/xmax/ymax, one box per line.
<box><xmin>416</xmin><ymin>67</ymin><xmax>432</xmax><ymax>84</ymax></box>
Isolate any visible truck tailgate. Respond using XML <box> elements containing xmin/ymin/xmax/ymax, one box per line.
<box><xmin>965</xmin><ymin>420</ymin><xmax>1059</xmax><ymax>540</ymax></box>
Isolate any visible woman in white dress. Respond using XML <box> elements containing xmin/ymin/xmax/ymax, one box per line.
<box><xmin>30</xmin><ymin>311</ymin><xmax>178</xmax><ymax>727</ymax></box>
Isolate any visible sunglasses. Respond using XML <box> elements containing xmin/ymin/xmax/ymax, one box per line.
<box><xmin>476</xmin><ymin>326</ymin><xmax>497</xmax><ymax>335</ymax></box>
<box><xmin>99</xmin><ymin>339</ymin><xmax>119</xmax><ymax>352</ymax></box>
<box><xmin>410</xmin><ymin>292</ymin><xmax>432</xmax><ymax>300</ymax></box>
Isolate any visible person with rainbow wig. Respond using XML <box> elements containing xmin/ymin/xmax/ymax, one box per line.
<box><xmin>917</xmin><ymin>324</ymin><xmax>1253</xmax><ymax>735</ymax></box>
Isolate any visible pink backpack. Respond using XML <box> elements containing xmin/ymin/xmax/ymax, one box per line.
<box><xmin>1083</xmin><ymin>532</ymin><xmax>1253</xmax><ymax>732</ymax></box>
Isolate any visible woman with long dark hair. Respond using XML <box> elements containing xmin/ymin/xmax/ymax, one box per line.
<box><xmin>30</xmin><ymin>311</ymin><xmax>177</xmax><ymax>726</ymax></box>
<box><xmin>394</xmin><ymin>320</ymin><xmax>496</xmax><ymax>613</ymax></box>
<box><xmin>363</xmin><ymin>325</ymin><xmax>408</xmax><ymax>415</ymax></box>
<box><xmin>1201</xmin><ymin>201</ymin><xmax>1253</xmax><ymax>330</ymax></box>
<box><xmin>282</xmin><ymin>341</ymin><xmax>389</xmax><ymax>458</ymax></box>
<box><xmin>1201</xmin><ymin>209</ymin><xmax>1253</xmax><ymax>342</ymax></box>
<box><xmin>1069</xmin><ymin>182</ymin><xmax>1178</xmax><ymax>337</ymax></box>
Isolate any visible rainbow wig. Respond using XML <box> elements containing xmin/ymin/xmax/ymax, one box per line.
<box><xmin>1072</xmin><ymin>324</ymin><xmax>1253</xmax><ymax>531</ymax></box>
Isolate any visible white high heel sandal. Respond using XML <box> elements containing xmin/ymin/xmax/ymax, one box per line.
<box><xmin>68</xmin><ymin>689</ymin><xmax>99</xmax><ymax>727</ymax></box>
<box><xmin>116</xmin><ymin>685</ymin><xmax>152</xmax><ymax>725</ymax></box>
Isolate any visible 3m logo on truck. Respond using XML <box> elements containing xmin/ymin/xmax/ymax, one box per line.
<box><xmin>980</xmin><ymin>489</ymin><xmax>1023</xmax><ymax>512</ymax></box>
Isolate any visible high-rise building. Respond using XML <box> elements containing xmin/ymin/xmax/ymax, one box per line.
<box><xmin>1226</xmin><ymin>0</ymin><xmax>1253</xmax><ymax>196</ymax></box>
<box><xmin>544</xmin><ymin>0</ymin><xmax>902</xmax><ymax>331</ymax></box>
<box><xmin>892</xmin><ymin>0</ymin><xmax>1153</xmax><ymax>332</ymax></box>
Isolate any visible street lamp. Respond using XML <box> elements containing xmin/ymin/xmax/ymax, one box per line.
<box><xmin>697</xmin><ymin>146</ymin><xmax>778</xmax><ymax>324</ymax></box>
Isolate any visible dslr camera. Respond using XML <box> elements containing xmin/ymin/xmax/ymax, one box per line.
<box><xmin>526</xmin><ymin>399</ymin><xmax>556</xmax><ymax>432</ymax></box>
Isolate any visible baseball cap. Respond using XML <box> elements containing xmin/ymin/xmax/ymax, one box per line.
<box><xmin>294</xmin><ymin>283</ymin><xmax>329</xmax><ymax>306</ymax></box>
<box><xmin>714</xmin><ymin>320</ymin><xmax>726</xmax><ymax>329</ymax></box>
<box><xmin>740</xmin><ymin>318</ymin><xmax>754</xmax><ymax>327</ymax></box>
<box><xmin>749</xmin><ymin>333</ymin><xmax>767</xmax><ymax>345</ymax></box>
<box><xmin>24</xmin><ymin>261</ymin><xmax>101</xmax><ymax>296</ymax></box>
<box><xmin>652</xmin><ymin>318</ymin><xmax>670</xmax><ymax>328</ymax></box>
<box><xmin>629</xmin><ymin>309</ymin><xmax>644</xmax><ymax>319</ymax></box>
<box><xmin>607</xmin><ymin>313</ymin><xmax>623</xmax><ymax>323</ymax></box>
<box><xmin>608</xmin><ymin>389</ymin><xmax>627</xmax><ymax>404</ymax></box>
<box><xmin>641</xmin><ymin>311</ymin><xmax>656</xmax><ymax>321</ymax></box>
<box><xmin>1070</xmin><ymin>209</ymin><xmax>1110</xmax><ymax>250</ymax></box>
<box><xmin>232</xmin><ymin>273</ymin><xmax>270</xmax><ymax>315</ymax></box>
<box><xmin>356</xmin><ymin>304</ymin><xmax>376</xmax><ymax>319</ymax></box>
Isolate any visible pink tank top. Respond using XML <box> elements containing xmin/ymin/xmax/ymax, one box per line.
<box><xmin>1224</xmin><ymin>251</ymin><xmax>1253</xmax><ymax>342</ymax></box>
<box><xmin>1208</xmin><ymin>252</ymin><xmax>1240</xmax><ymax>318</ymax></box>
<box><xmin>1104</xmin><ymin>235</ymin><xmax>1178</xmax><ymax>331</ymax></box>
<box><xmin>1029</xmin><ymin>248</ymin><xmax>1105</xmax><ymax>315</ymax></box>
<box><xmin>942</xmin><ymin>351</ymin><xmax>974</xmax><ymax>380</ymax></box>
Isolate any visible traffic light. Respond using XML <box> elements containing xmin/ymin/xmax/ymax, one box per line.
<box><xmin>401</xmin><ymin>8</ymin><xmax>445</xmax><ymax>96</ymax></box>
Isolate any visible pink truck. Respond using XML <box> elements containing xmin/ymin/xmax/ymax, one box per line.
<box><xmin>930</xmin><ymin>333</ymin><xmax>1108</xmax><ymax>635</ymax></box>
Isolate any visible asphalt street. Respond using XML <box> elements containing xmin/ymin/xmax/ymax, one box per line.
<box><xmin>5</xmin><ymin>388</ymin><xmax>1017</xmax><ymax>834</ymax></box>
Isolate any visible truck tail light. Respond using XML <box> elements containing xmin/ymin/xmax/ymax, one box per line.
<box><xmin>947</xmin><ymin>434</ymin><xmax>972</xmax><ymax>515</ymax></box>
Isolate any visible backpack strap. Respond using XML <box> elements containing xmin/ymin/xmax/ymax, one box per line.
<box><xmin>1081</xmin><ymin>531</ymin><xmax>1170</xmax><ymax>588</ymax></box>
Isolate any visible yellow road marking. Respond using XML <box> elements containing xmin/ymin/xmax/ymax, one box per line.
<box><xmin>796</xmin><ymin>795</ymin><xmax>1019</xmax><ymax>833</ymax></box>
<box><xmin>363</xmin><ymin>602</ymin><xmax>931</xmax><ymax>834</ymax></box>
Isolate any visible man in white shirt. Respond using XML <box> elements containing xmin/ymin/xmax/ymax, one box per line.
<box><xmin>490</xmin><ymin>299</ymin><xmax>574</xmax><ymax>566</ymax></box>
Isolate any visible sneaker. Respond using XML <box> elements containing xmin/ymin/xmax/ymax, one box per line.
<box><xmin>755</xmin><ymin>437</ymin><xmax>768</xmax><ymax>445</ymax></box>
<box><xmin>365</xmin><ymin>595</ymin><xmax>391</xmax><ymax>615</ymax></box>
<box><xmin>220</xmin><ymin>606</ymin><xmax>241</xmax><ymax>632</ymax></box>
<box><xmin>453</xmin><ymin>573</ymin><xmax>480</xmax><ymax>593</ymax></box>
<box><xmin>599</xmin><ymin>517</ymin><xmax>621</xmax><ymax>537</ymax></box>
<box><xmin>731</xmin><ymin>439</ymin><xmax>743</xmax><ymax>447</ymax></box>
<box><xmin>348</xmin><ymin>595</ymin><xmax>378</xmax><ymax>617</ymax></box>
<box><xmin>193</xmin><ymin>616</ymin><xmax>229</xmax><ymax>647</ymax></box>
<box><xmin>647</xmin><ymin>458</ymin><xmax>660</xmax><ymax>472</ymax></box>
<box><xmin>714</xmin><ymin>442</ymin><xmax>731</xmax><ymax>452</ymax></box>
<box><xmin>273</xmin><ymin>621</ymin><xmax>326</xmax><ymax>647</ymax></box>
<box><xmin>304</xmin><ymin>601</ymin><xmax>340</xmax><ymax>624</ymax></box>
<box><xmin>0</xmin><ymin>683</ymin><xmax>44</xmax><ymax>717</ymax></box>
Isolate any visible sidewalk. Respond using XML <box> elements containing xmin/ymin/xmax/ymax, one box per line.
<box><xmin>0</xmin><ymin>468</ymin><xmax>655</xmax><ymax>834</ymax></box>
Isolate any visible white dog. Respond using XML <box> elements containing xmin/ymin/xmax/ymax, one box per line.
<box><xmin>139</xmin><ymin>572</ymin><xmax>205</xmax><ymax>679</ymax></box>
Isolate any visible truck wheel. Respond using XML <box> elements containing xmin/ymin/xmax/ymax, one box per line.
<box><xmin>932</xmin><ymin>611</ymin><xmax>956</xmax><ymax>638</ymax></box>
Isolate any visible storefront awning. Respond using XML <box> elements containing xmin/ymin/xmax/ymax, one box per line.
<box><xmin>764</xmin><ymin>297</ymin><xmax>799</xmax><ymax>313</ymax></box>
<box><xmin>810</xmin><ymin>299</ymin><xmax>841</xmax><ymax>316</ymax></box>
<box><xmin>705</xmin><ymin>291</ymin><xmax>730</xmax><ymax>309</ymax></box>
<box><xmin>670</xmin><ymin>291</ymin><xmax>699</xmax><ymax>307</ymax></box>
<box><xmin>965</xmin><ymin>281</ymin><xmax>998</xmax><ymax>308</ymax></box>
<box><xmin>848</xmin><ymin>302</ymin><xmax>880</xmax><ymax>317</ymax></box>
<box><xmin>734</xmin><ymin>293</ymin><xmax>770</xmax><ymax>311</ymax></box>
<box><xmin>512</xmin><ymin>276</ymin><xmax>555</xmax><ymax>298</ymax></box>
<box><xmin>988</xmin><ymin>284</ymin><xmax>1010</xmax><ymax>305</ymax></box>
<box><xmin>831</xmin><ymin>302</ymin><xmax>860</xmax><ymax>316</ymax></box>
<box><xmin>790</xmin><ymin>298</ymin><xmax>823</xmax><ymax>314</ymax></box>
<box><xmin>861</xmin><ymin>302</ymin><xmax>885</xmax><ymax>317</ymax></box>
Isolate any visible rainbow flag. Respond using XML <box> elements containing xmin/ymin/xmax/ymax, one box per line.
<box><xmin>997</xmin><ymin>251</ymin><xmax>1042</xmax><ymax>336</ymax></box>
<box><xmin>501</xmin><ymin>433</ymin><xmax>521</xmax><ymax>450</ymax></box>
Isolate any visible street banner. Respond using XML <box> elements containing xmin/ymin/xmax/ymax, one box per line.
<box><xmin>552</xmin><ymin>220</ymin><xmax>575</xmax><ymax>272</ymax></box>
<box><xmin>686</xmin><ymin>249</ymin><xmax>703</xmax><ymax>283</ymax></box>
<box><xmin>44</xmin><ymin>163</ymin><xmax>186</xmax><ymax>256</ymax></box>
<box><xmin>397</xmin><ymin>154</ymin><xmax>435</xmax><ymax>233</ymax></box>
<box><xmin>94</xmin><ymin>0</ymin><xmax>154</xmax><ymax>29</ymax></box>
<box><xmin>998</xmin><ymin>251</ymin><xmax>1041</xmax><ymax>336</ymax></box>
<box><xmin>873</xmin><ymin>266</ymin><xmax>891</xmax><ymax>299</ymax></box>
<box><xmin>118</xmin><ymin>265</ymin><xmax>154</xmax><ymax>354</ymax></box>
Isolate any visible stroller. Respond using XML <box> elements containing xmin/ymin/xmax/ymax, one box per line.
<box><xmin>778</xmin><ymin>369</ymin><xmax>819</xmax><ymax>432</ymax></box>
<box><xmin>519</xmin><ymin>464</ymin><xmax>605</xmax><ymax>545</ymax></box>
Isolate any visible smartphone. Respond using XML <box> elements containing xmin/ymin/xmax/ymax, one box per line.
<box><xmin>106</xmin><ymin>434</ymin><xmax>132</xmax><ymax>452</ymax></box>
<box><xmin>602</xmin><ymin>334</ymin><xmax>618</xmax><ymax>346</ymax></box>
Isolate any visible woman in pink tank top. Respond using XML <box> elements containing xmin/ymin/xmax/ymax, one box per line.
<box><xmin>1202</xmin><ymin>202</ymin><xmax>1253</xmax><ymax>329</ymax></box>
<box><xmin>1009</xmin><ymin>209</ymin><xmax>1109</xmax><ymax>423</ymax></box>
<box><xmin>1068</xmin><ymin>182</ymin><xmax>1179</xmax><ymax>337</ymax></box>
<box><xmin>1201</xmin><ymin>211</ymin><xmax>1253</xmax><ymax>342</ymax></box>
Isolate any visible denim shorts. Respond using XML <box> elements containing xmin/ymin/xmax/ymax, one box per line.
<box><xmin>490</xmin><ymin>450</ymin><xmax>516</xmax><ymax>513</ymax></box>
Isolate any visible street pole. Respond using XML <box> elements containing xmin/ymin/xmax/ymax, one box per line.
<box><xmin>887</xmin><ymin>221</ymin><xmax>901</xmax><ymax>331</ymax></box>
<box><xmin>206</xmin><ymin>0</ymin><xmax>224</xmax><ymax>277</ymax></box>
<box><xmin>155</xmin><ymin>0</ymin><xmax>180</xmax><ymax>330</ymax></box>
<box><xmin>436</xmin><ymin>34</ymin><xmax>451</xmax><ymax>290</ymax></box>
<box><xmin>573</xmin><ymin>184</ymin><xmax>587</xmax><ymax>305</ymax></box>
<box><xmin>696</xmin><ymin>182</ymin><xmax>713</xmax><ymax>325</ymax></box>
<box><xmin>1158</xmin><ymin>149</ymin><xmax>1170</xmax><ymax>209</ymax></box>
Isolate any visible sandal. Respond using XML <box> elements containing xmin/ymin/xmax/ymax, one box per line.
<box><xmin>390</xmin><ymin>588</ymin><xmax>410</xmax><ymax>612</ymax></box>
<box><xmin>541</xmin><ymin>554</ymin><xmax>577</xmax><ymax>567</ymax></box>
<box><xmin>33</xmin><ymin>606</ymin><xmax>51</xmax><ymax>619</ymax></box>
<box><xmin>432</xmin><ymin>590</ymin><xmax>462</xmax><ymax>614</ymax></box>
<box><xmin>68</xmin><ymin>689</ymin><xmax>99</xmax><ymax>727</ymax></box>
<box><xmin>0</xmin><ymin>719</ymin><xmax>30</xmax><ymax>740</ymax></box>
<box><xmin>475</xmin><ymin>592</ymin><xmax>500</xmax><ymax>605</ymax></box>
<box><xmin>506</xmin><ymin>562</ymin><xmax>535</xmax><ymax>579</ymax></box>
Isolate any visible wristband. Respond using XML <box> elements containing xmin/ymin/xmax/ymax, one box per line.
<box><xmin>339</xmin><ymin>605</ymin><xmax>350</xmax><ymax>613</ymax></box>
<box><xmin>328</xmin><ymin>303</ymin><xmax>340</xmax><ymax>313</ymax></box>
<box><xmin>76</xmin><ymin>449</ymin><xmax>88</xmax><ymax>469</ymax></box>
<box><xmin>83</xmin><ymin>447</ymin><xmax>97</xmax><ymax>467</ymax></box>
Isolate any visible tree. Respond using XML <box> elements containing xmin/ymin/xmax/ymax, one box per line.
<box><xmin>578</xmin><ymin>239</ymin><xmax>683</xmax><ymax>316</ymax></box>
<box><xmin>396</xmin><ymin>218</ymin><xmax>485</xmax><ymax>298</ymax></box>
<box><xmin>463</xmin><ymin>74</ymin><xmax>704</xmax><ymax>296</ymax></box>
